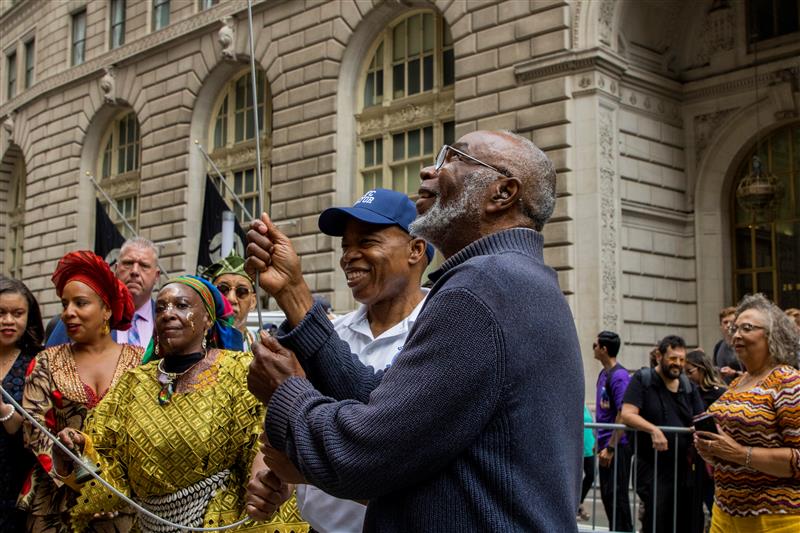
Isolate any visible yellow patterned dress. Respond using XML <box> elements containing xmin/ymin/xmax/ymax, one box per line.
<box><xmin>69</xmin><ymin>349</ymin><xmax>307</xmax><ymax>533</ymax></box>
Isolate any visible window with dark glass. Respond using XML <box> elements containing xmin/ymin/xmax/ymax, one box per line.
<box><xmin>23</xmin><ymin>39</ymin><xmax>34</xmax><ymax>88</ymax></box>
<box><xmin>732</xmin><ymin>124</ymin><xmax>800</xmax><ymax>307</ymax></box>
<box><xmin>6</xmin><ymin>51</ymin><xmax>16</xmax><ymax>99</ymax></box>
<box><xmin>110</xmin><ymin>0</ymin><xmax>126</xmax><ymax>49</ymax></box>
<box><xmin>199</xmin><ymin>0</ymin><xmax>219</xmax><ymax>9</ymax></box>
<box><xmin>747</xmin><ymin>0</ymin><xmax>800</xmax><ymax>42</ymax></box>
<box><xmin>208</xmin><ymin>70</ymin><xmax>271</xmax><ymax>226</ymax></box>
<box><xmin>152</xmin><ymin>0</ymin><xmax>170</xmax><ymax>31</ymax></box>
<box><xmin>72</xmin><ymin>9</ymin><xmax>87</xmax><ymax>66</ymax></box>
<box><xmin>357</xmin><ymin>11</ymin><xmax>455</xmax><ymax>198</ymax></box>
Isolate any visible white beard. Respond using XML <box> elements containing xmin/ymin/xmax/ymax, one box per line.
<box><xmin>409</xmin><ymin>170</ymin><xmax>494</xmax><ymax>248</ymax></box>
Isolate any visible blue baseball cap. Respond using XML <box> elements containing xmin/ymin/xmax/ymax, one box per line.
<box><xmin>318</xmin><ymin>189</ymin><xmax>435</xmax><ymax>262</ymax></box>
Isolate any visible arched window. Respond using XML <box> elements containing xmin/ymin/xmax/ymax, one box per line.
<box><xmin>207</xmin><ymin>68</ymin><xmax>270</xmax><ymax>224</ymax></box>
<box><xmin>356</xmin><ymin>10</ymin><xmax>455</xmax><ymax>198</ymax></box>
<box><xmin>4</xmin><ymin>154</ymin><xmax>26</xmax><ymax>278</ymax></box>
<box><xmin>732</xmin><ymin>124</ymin><xmax>800</xmax><ymax>306</ymax></box>
<box><xmin>96</xmin><ymin>110</ymin><xmax>141</xmax><ymax>238</ymax></box>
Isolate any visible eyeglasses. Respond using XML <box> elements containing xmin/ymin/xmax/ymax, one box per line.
<box><xmin>728</xmin><ymin>323</ymin><xmax>766</xmax><ymax>335</ymax></box>
<box><xmin>434</xmin><ymin>145</ymin><xmax>511</xmax><ymax>177</ymax></box>
<box><xmin>216</xmin><ymin>284</ymin><xmax>252</xmax><ymax>299</ymax></box>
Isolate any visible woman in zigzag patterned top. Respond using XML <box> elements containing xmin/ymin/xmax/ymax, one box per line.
<box><xmin>694</xmin><ymin>293</ymin><xmax>800</xmax><ymax>533</ymax></box>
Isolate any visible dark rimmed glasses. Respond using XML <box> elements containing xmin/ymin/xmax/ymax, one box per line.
<box><xmin>434</xmin><ymin>145</ymin><xmax>511</xmax><ymax>177</ymax></box>
<box><xmin>216</xmin><ymin>283</ymin><xmax>253</xmax><ymax>299</ymax></box>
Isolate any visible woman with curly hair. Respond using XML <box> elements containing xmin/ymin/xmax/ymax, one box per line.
<box><xmin>0</xmin><ymin>276</ymin><xmax>44</xmax><ymax>531</ymax></box>
<box><xmin>694</xmin><ymin>293</ymin><xmax>800</xmax><ymax>532</ymax></box>
<box><xmin>20</xmin><ymin>251</ymin><xmax>141</xmax><ymax>532</ymax></box>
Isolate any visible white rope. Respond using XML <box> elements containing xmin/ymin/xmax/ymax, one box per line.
<box><xmin>1</xmin><ymin>386</ymin><xmax>249</xmax><ymax>531</ymax></box>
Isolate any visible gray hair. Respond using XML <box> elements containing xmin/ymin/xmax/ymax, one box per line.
<box><xmin>501</xmin><ymin>131</ymin><xmax>556</xmax><ymax>231</ymax></box>
<box><xmin>120</xmin><ymin>236</ymin><xmax>159</xmax><ymax>260</ymax></box>
<box><xmin>735</xmin><ymin>293</ymin><xmax>800</xmax><ymax>366</ymax></box>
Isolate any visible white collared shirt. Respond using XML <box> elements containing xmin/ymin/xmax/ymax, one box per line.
<box><xmin>295</xmin><ymin>288</ymin><xmax>429</xmax><ymax>533</ymax></box>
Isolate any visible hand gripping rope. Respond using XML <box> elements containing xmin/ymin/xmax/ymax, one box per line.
<box><xmin>0</xmin><ymin>386</ymin><xmax>250</xmax><ymax>532</ymax></box>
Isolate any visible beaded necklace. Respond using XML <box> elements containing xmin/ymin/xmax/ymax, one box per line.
<box><xmin>156</xmin><ymin>351</ymin><xmax>205</xmax><ymax>406</ymax></box>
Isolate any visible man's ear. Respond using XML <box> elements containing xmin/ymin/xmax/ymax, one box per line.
<box><xmin>486</xmin><ymin>177</ymin><xmax>521</xmax><ymax>213</ymax></box>
<box><xmin>408</xmin><ymin>238</ymin><xmax>427</xmax><ymax>266</ymax></box>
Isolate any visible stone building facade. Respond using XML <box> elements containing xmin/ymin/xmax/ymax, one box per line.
<box><xmin>1</xmin><ymin>0</ymin><xmax>799</xmax><ymax>399</ymax></box>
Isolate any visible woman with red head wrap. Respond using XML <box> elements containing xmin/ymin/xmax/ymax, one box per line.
<box><xmin>20</xmin><ymin>251</ymin><xmax>142</xmax><ymax>533</ymax></box>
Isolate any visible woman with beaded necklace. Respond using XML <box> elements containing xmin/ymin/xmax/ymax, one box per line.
<box><xmin>60</xmin><ymin>275</ymin><xmax>307</xmax><ymax>532</ymax></box>
<box><xmin>0</xmin><ymin>276</ymin><xmax>43</xmax><ymax>531</ymax></box>
<box><xmin>20</xmin><ymin>251</ymin><xmax>141</xmax><ymax>532</ymax></box>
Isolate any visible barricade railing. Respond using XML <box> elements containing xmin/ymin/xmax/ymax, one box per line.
<box><xmin>579</xmin><ymin>422</ymin><xmax>697</xmax><ymax>533</ymax></box>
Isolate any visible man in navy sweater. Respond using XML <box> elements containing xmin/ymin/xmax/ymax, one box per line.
<box><xmin>245</xmin><ymin>130</ymin><xmax>584</xmax><ymax>532</ymax></box>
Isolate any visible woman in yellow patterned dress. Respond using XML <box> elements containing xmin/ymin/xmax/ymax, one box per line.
<box><xmin>20</xmin><ymin>251</ymin><xmax>142</xmax><ymax>532</ymax></box>
<box><xmin>60</xmin><ymin>275</ymin><xmax>306</xmax><ymax>532</ymax></box>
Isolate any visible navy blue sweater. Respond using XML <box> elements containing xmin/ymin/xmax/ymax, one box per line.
<box><xmin>268</xmin><ymin>228</ymin><xmax>584</xmax><ymax>532</ymax></box>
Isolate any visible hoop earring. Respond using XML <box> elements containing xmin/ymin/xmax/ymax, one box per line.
<box><xmin>102</xmin><ymin>320</ymin><xmax>110</xmax><ymax>336</ymax></box>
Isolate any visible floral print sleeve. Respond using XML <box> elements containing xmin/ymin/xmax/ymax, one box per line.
<box><xmin>22</xmin><ymin>352</ymin><xmax>62</xmax><ymax>486</ymax></box>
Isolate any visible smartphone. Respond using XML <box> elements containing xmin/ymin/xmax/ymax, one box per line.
<box><xmin>693</xmin><ymin>413</ymin><xmax>718</xmax><ymax>436</ymax></box>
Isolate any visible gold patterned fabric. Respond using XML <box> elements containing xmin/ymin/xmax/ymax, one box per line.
<box><xmin>70</xmin><ymin>349</ymin><xmax>308</xmax><ymax>533</ymax></box>
<box><xmin>20</xmin><ymin>343</ymin><xmax>143</xmax><ymax>533</ymax></box>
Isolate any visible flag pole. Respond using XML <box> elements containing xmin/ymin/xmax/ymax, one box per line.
<box><xmin>194</xmin><ymin>140</ymin><xmax>254</xmax><ymax>221</ymax></box>
<box><xmin>87</xmin><ymin>172</ymin><xmax>170</xmax><ymax>278</ymax></box>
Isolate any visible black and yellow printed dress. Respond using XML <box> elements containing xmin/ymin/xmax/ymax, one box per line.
<box><xmin>69</xmin><ymin>349</ymin><xmax>307</xmax><ymax>533</ymax></box>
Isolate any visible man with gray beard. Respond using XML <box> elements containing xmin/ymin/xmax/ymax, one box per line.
<box><xmin>245</xmin><ymin>130</ymin><xmax>584</xmax><ymax>532</ymax></box>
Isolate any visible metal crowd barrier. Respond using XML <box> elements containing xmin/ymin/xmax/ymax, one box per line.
<box><xmin>578</xmin><ymin>422</ymin><xmax>695</xmax><ymax>533</ymax></box>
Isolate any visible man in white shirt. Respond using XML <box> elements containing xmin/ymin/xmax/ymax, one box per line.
<box><xmin>293</xmin><ymin>188</ymin><xmax>433</xmax><ymax>533</ymax></box>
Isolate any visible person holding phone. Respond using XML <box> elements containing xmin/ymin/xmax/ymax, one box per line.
<box><xmin>694</xmin><ymin>293</ymin><xmax>800</xmax><ymax>532</ymax></box>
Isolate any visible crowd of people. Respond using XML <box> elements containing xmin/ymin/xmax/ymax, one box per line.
<box><xmin>0</xmin><ymin>128</ymin><xmax>797</xmax><ymax>533</ymax></box>
<box><xmin>584</xmin><ymin>298</ymin><xmax>800</xmax><ymax>533</ymax></box>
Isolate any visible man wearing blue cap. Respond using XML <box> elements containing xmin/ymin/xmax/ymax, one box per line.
<box><xmin>246</xmin><ymin>130</ymin><xmax>583</xmax><ymax>532</ymax></box>
<box><xmin>263</xmin><ymin>188</ymin><xmax>433</xmax><ymax>533</ymax></box>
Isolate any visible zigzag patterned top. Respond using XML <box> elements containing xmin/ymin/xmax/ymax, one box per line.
<box><xmin>707</xmin><ymin>365</ymin><xmax>800</xmax><ymax>516</ymax></box>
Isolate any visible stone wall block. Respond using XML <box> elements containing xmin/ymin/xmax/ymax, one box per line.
<box><xmin>476</xmin><ymin>21</ymin><xmax>516</xmax><ymax>51</ymax></box>
<box><xmin>287</xmin><ymin>120</ymin><xmax>320</xmax><ymax>144</ymax></box>
<box><xmin>498</xmin><ymin>0</ymin><xmax>534</xmax><ymax>23</ymax></box>
<box><xmin>455</xmin><ymin>49</ymin><xmax>497</xmax><ymax>77</ymax></box>
<box><xmin>476</xmin><ymin>67</ymin><xmax>516</xmax><ymax>95</ymax></box>
<box><xmin>541</xmin><ymin>220</ymin><xmax>573</xmax><ymax>244</ymax></box>
<box><xmin>456</xmin><ymin>94</ymin><xmax>498</xmax><ymax>122</ymax></box>
<box><xmin>455</xmin><ymin>78</ymin><xmax>477</xmax><ymax>100</ymax></box>
<box><xmin>531</xmin><ymin>29</ymin><xmax>570</xmax><ymax>57</ymax></box>
<box><xmin>515</xmin><ymin>5</ymin><xmax>569</xmax><ymax>40</ymax></box>
<box><xmin>498</xmin><ymin>40</ymin><xmax>532</xmax><ymax>67</ymax></box>
<box><xmin>278</xmin><ymin>32</ymin><xmax>305</xmax><ymax>56</ymax></box>
<box><xmin>531</xmin><ymin>77</ymin><xmax>570</xmax><ymax>104</ymax></box>
<box><xmin>449</xmin><ymin>9</ymin><xmax>472</xmax><ymax>41</ymax></box>
<box><xmin>303</xmin><ymin>134</ymin><xmax>335</xmax><ymax>158</ymax></box>
<box><xmin>302</xmin><ymin>173</ymin><xmax>334</xmax><ymax>196</ymax></box>
<box><xmin>272</xmin><ymin>142</ymin><xmax>304</xmax><ymax>165</ymax></box>
<box><xmin>282</xmin><ymin>42</ymin><xmax>327</xmax><ymax>72</ymax></box>
<box><xmin>471</xmin><ymin>4</ymin><xmax>498</xmax><ymax>31</ymax></box>
<box><xmin>476</xmin><ymin>111</ymin><xmax>516</xmax><ymax>132</ymax></box>
<box><xmin>517</xmin><ymin>100</ymin><xmax>569</xmax><ymax>131</ymax></box>
<box><xmin>303</xmin><ymin>95</ymin><xmax>336</xmax><ymax>121</ymax></box>
<box><xmin>272</xmin><ymin>180</ymin><xmax>304</xmax><ymax>202</ymax></box>
<box><xmin>287</xmin><ymin>157</ymin><xmax>319</xmax><ymax>180</ymax></box>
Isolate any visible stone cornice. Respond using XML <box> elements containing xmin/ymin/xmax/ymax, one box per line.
<box><xmin>683</xmin><ymin>65</ymin><xmax>799</xmax><ymax>102</ymax></box>
<box><xmin>0</xmin><ymin>0</ymin><xmax>272</xmax><ymax>119</ymax></box>
<box><xmin>515</xmin><ymin>47</ymin><xmax>684</xmax><ymax>100</ymax></box>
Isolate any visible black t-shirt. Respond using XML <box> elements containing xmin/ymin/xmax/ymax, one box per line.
<box><xmin>623</xmin><ymin>368</ymin><xmax>704</xmax><ymax>465</ymax></box>
<box><xmin>699</xmin><ymin>385</ymin><xmax>726</xmax><ymax>411</ymax></box>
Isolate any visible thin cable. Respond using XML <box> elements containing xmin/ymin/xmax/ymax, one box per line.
<box><xmin>0</xmin><ymin>386</ymin><xmax>248</xmax><ymax>531</ymax></box>
<box><xmin>246</xmin><ymin>0</ymin><xmax>266</xmax><ymax>329</ymax></box>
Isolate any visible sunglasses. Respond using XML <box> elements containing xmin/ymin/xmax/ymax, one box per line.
<box><xmin>216</xmin><ymin>284</ymin><xmax>253</xmax><ymax>299</ymax></box>
<box><xmin>434</xmin><ymin>145</ymin><xmax>511</xmax><ymax>177</ymax></box>
<box><xmin>728</xmin><ymin>323</ymin><xmax>765</xmax><ymax>335</ymax></box>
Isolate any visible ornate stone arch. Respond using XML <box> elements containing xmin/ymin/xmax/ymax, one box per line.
<box><xmin>693</xmin><ymin>96</ymin><xmax>790</xmax><ymax>348</ymax></box>
<box><xmin>0</xmin><ymin>142</ymin><xmax>26</xmax><ymax>277</ymax></box>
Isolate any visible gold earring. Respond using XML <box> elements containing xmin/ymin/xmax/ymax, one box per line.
<box><xmin>102</xmin><ymin>320</ymin><xmax>110</xmax><ymax>336</ymax></box>
<box><xmin>202</xmin><ymin>336</ymin><xmax>208</xmax><ymax>352</ymax></box>
<box><xmin>154</xmin><ymin>342</ymin><xmax>159</xmax><ymax>358</ymax></box>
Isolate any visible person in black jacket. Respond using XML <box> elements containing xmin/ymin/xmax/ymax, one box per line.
<box><xmin>620</xmin><ymin>335</ymin><xmax>705</xmax><ymax>533</ymax></box>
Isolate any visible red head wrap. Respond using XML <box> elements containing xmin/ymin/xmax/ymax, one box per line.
<box><xmin>51</xmin><ymin>251</ymin><xmax>134</xmax><ymax>331</ymax></box>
